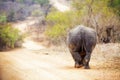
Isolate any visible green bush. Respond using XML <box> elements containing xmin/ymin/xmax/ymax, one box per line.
<box><xmin>0</xmin><ymin>14</ymin><xmax>7</xmax><ymax>23</ymax></box>
<box><xmin>45</xmin><ymin>11</ymin><xmax>83</xmax><ymax>44</ymax></box>
<box><xmin>46</xmin><ymin>12</ymin><xmax>74</xmax><ymax>33</ymax></box>
<box><xmin>45</xmin><ymin>0</ymin><xmax>120</xmax><ymax>44</ymax></box>
<box><xmin>0</xmin><ymin>23</ymin><xmax>22</xmax><ymax>50</ymax></box>
<box><xmin>108</xmin><ymin>0</ymin><xmax>120</xmax><ymax>17</ymax></box>
<box><xmin>46</xmin><ymin>11</ymin><xmax>71</xmax><ymax>25</ymax></box>
<box><xmin>45</xmin><ymin>24</ymin><xmax>67</xmax><ymax>38</ymax></box>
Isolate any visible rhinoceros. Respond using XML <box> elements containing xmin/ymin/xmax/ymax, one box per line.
<box><xmin>67</xmin><ymin>25</ymin><xmax>97</xmax><ymax>69</ymax></box>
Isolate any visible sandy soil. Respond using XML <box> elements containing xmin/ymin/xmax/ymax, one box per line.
<box><xmin>0</xmin><ymin>43</ymin><xmax>120</xmax><ymax>80</ymax></box>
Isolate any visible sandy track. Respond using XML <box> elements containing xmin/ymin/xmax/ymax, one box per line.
<box><xmin>0</xmin><ymin>46</ymin><xmax>120</xmax><ymax>80</ymax></box>
<box><xmin>0</xmin><ymin>49</ymin><xmax>92</xmax><ymax>80</ymax></box>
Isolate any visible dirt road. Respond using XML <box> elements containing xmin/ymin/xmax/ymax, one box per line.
<box><xmin>0</xmin><ymin>48</ymin><xmax>90</xmax><ymax>80</ymax></box>
<box><xmin>0</xmin><ymin>43</ymin><xmax>120</xmax><ymax>80</ymax></box>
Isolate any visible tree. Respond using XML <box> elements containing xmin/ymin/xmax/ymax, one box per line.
<box><xmin>72</xmin><ymin>0</ymin><xmax>120</xmax><ymax>43</ymax></box>
<box><xmin>109</xmin><ymin>0</ymin><xmax>120</xmax><ymax>17</ymax></box>
<box><xmin>45</xmin><ymin>0</ymin><xmax>120</xmax><ymax>43</ymax></box>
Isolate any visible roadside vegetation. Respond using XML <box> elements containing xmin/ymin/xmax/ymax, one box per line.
<box><xmin>0</xmin><ymin>0</ymin><xmax>50</xmax><ymax>51</ymax></box>
<box><xmin>0</xmin><ymin>15</ymin><xmax>23</xmax><ymax>51</ymax></box>
<box><xmin>45</xmin><ymin>0</ymin><xmax>120</xmax><ymax>44</ymax></box>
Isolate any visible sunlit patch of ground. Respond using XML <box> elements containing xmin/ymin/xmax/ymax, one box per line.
<box><xmin>22</xmin><ymin>37</ymin><xmax>45</xmax><ymax>50</ymax></box>
<box><xmin>49</xmin><ymin>0</ymin><xmax>70</xmax><ymax>12</ymax></box>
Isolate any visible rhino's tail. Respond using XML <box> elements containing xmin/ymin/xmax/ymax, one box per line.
<box><xmin>81</xmin><ymin>31</ymin><xmax>86</xmax><ymax>53</ymax></box>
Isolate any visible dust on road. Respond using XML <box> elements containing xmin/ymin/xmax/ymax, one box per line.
<box><xmin>0</xmin><ymin>43</ymin><xmax>120</xmax><ymax>80</ymax></box>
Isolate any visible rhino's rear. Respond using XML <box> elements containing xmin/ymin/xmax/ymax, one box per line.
<box><xmin>67</xmin><ymin>25</ymin><xmax>97</xmax><ymax>69</ymax></box>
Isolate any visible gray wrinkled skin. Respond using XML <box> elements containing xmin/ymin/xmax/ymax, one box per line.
<box><xmin>67</xmin><ymin>25</ymin><xmax>97</xmax><ymax>69</ymax></box>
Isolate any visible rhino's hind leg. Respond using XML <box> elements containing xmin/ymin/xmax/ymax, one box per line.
<box><xmin>71</xmin><ymin>52</ymin><xmax>82</xmax><ymax>68</ymax></box>
<box><xmin>84</xmin><ymin>51</ymin><xmax>91</xmax><ymax>69</ymax></box>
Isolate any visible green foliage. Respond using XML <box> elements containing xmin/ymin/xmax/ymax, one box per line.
<box><xmin>47</xmin><ymin>11</ymin><xmax>71</xmax><ymax>25</ymax></box>
<box><xmin>34</xmin><ymin>0</ymin><xmax>49</xmax><ymax>6</ymax></box>
<box><xmin>0</xmin><ymin>14</ymin><xmax>7</xmax><ymax>23</ymax></box>
<box><xmin>108</xmin><ymin>0</ymin><xmax>120</xmax><ymax>16</ymax></box>
<box><xmin>45</xmin><ymin>24</ymin><xmax>66</xmax><ymax>39</ymax></box>
<box><xmin>45</xmin><ymin>0</ymin><xmax>120</xmax><ymax>43</ymax></box>
<box><xmin>0</xmin><ymin>23</ymin><xmax>20</xmax><ymax>49</ymax></box>
<box><xmin>45</xmin><ymin>11</ymin><xmax>80</xmax><ymax>40</ymax></box>
<box><xmin>45</xmin><ymin>9</ymin><xmax>89</xmax><ymax>43</ymax></box>
<box><xmin>72</xmin><ymin>0</ymin><xmax>120</xmax><ymax>42</ymax></box>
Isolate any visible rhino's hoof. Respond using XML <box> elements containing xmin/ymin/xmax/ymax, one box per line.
<box><xmin>84</xmin><ymin>66</ymin><xmax>90</xmax><ymax>69</ymax></box>
<box><xmin>75</xmin><ymin>63</ymin><xmax>83</xmax><ymax>68</ymax></box>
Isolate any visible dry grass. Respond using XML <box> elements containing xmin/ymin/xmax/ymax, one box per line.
<box><xmin>91</xmin><ymin>43</ymin><xmax>120</xmax><ymax>70</ymax></box>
